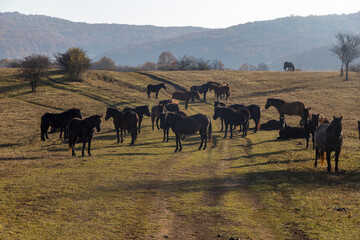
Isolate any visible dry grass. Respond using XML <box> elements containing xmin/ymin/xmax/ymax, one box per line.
<box><xmin>0</xmin><ymin>68</ymin><xmax>359</xmax><ymax>239</ymax></box>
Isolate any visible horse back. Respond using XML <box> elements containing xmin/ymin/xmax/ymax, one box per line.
<box><xmin>314</xmin><ymin>123</ymin><xmax>330</xmax><ymax>150</ymax></box>
<box><xmin>175</xmin><ymin>114</ymin><xmax>209</xmax><ymax>135</ymax></box>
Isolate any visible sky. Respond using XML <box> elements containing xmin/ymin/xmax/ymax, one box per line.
<box><xmin>1</xmin><ymin>0</ymin><xmax>360</xmax><ymax>28</ymax></box>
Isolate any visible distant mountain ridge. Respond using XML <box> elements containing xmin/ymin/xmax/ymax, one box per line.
<box><xmin>0</xmin><ymin>12</ymin><xmax>207</xmax><ymax>59</ymax></box>
<box><xmin>1</xmin><ymin>11</ymin><xmax>360</xmax><ymax>70</ymax></box>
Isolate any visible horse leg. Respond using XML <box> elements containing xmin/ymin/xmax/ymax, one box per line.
<box><xmin>314</xmin><ymin>147</ymin><xmax>318</xmax><ymax>167</ymax></box>
<box><xmin>59</xmin><ymin>127</ymin><xmax>63</xmax><ymax>139</ymax></box>
<box><xmin>312</xmin><ymin>133</ymin><xmax>315</xmax><ymax>150</ymax></box>
<box><xmin>88</xmin><ymin>137</ymin><xmax>92</xmax><ymax>156</ymax></box>
<box><xmin>230</xmin><ymin>123</ymin><xmax>233</xmax><ymax>139</ymax></box>
<box><xmin>156</xmin><ymin>117</ymin><xmax>160</xmax><ymax>130</ymax></box>
<box><xmin>166</xmin><ymin>128</ymin><xmax>170</xmax><ymax>142</ymax></box>
<box><xmin>178</xmin><ymin>134</ymin><xmax>183</xmax><ymax>152</ymax></box>
<box><xmin>203</xmin><ymin>92</ymin><xmax>207</xmax><ymax>101</ymax></box>
<box><xmin>82</xmin><ymin>139</ymin><xmax>86</xmax><ymax>156</ymax></box>
<box><xmin>162</xmin><ymin>128</ymin><xmax>166</xmax><ymax>142</ymax></box>
<box><xmin>224</xmin><ymin>123</ymin><xmax>228</xmax><ymax>138</ymax></box>
<box><xmin>151</xmin><ymin>115</ymin><xmax>155</xmax><ymax>130</ymax></box>
<box><xmin>220</xmin><ymin>117</ymin><xmax>224</xmax><ymax>132</ymax></box>
<box><xmin>326</xmin><ymin>150</ymin><xmax>332</xmax><ymax>172</ymax></box>
<box><xmin>185</xmin><ymin>100</ymin><xmax>188</xmax><ymax>110</ymax></box>
<box><xmin>198</xmin><ymin>132</ymin><xmax>204</xmax><ymax>150</ymax></box>
<box><xmin>71</xmin><ymin>137</ymin><xmax>77</xmax><ymax>156</ymax></box>
<box><xmin>306</xmin><ymin>135</ymin><xmax>309</xmax><ymax>149</ymax></box>
<box><xmin>203</xmin><ymin>130</ymin><xmax>207</xmax><ymax>150</ymax></box>
<box><xmin>64</xmin><ymin>126</ymin><xmax>68</xmax><ymax>139</ymax></box>
<box><xmin>116</xmin><ymin>128</ymin><xmax>120</xmax><ymax>143</ymax></box>
<box><xmin>254</xmin><ymin>119</ymin><xmax>258</xmax><ymax>133</ymax></box>
<box><xmin>147</xmin><ymin>91</ymin><xmax>150</xmax><ymax>98</ymax></box>
<box><xmin>138</xmin><ymin>117</ymin><xmax>142</xmax><ymax>133</ymax></box>
<box><xmin>174</xmin><ymin>134</ymin><xmax>179</xmax><ymax>152</ymax></box>
<box><xmin>335</xmin><ymin>149</ymin><xmax>340</xmax><ymax>172</ymax></box>
<box><xmin>155</xmin><ymin>91</ymin><xmax>159</xmax><ymax>99</ymax></box>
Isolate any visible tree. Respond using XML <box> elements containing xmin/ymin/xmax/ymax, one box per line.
<box><xmin>91</xmin><ymin>56</ymin><xmax>116</xmax><ymax>71</ymax></box>
<box><xmin>141</xmin><ymin>62</ymin><xmax>157</xmax><ymax>71</ymax></box>
<box><xmin>331</xmin><ymin>33</ymin><xmax>360</xmax><ymax>80</ymax></box>
<box><xmin>212</xmin><ymin>60</ymin><xmax>225</xmax><ymax>70</ymax></box>
<box><xmin>256</xmin><ymin>62</ymin><xmax>269</xmax><ymax>71</ymax></box>
<box><xmin>158</xmin><ymin>51</ymin><xmax>178</xmax><ymax>71</ymax></box>
<box><xmin>20</xmin><ymin>54</ymin><xmax>51</xmax><ymax>92</ymax></box>
<box><xmin>239</xmin><ymin>63</ymin><xmax>256</xmax><ymax>71</ymax></box>
<box><xmin>55</xmin><ymin>47</ymin><xmax>91</xmax><ymax>81</ymax></box>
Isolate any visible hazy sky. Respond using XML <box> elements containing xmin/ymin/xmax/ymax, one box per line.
<box><xmin>1</xmin><ymin>0</ymin><xmax>360</xmax><ymax>28</ymax></box>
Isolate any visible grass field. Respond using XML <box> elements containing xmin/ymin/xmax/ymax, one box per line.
<box><xmin>0</xmin><ymin>68</ymin><xmax>359</xmax><ymax>239</ymax></box>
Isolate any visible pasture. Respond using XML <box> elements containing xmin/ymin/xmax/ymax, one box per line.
<box><xmin>0</xmin><ymin>68</ymin><xmax>359</xmax><ymax>239</ymax></box>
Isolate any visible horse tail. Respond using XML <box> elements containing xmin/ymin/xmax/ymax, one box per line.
<box><xmin>132</xmin><ymin>125</ymin><xmax>138</xmax><ymax>144</ymax></box>
<box><xmin>320</xmin><ymin>150</ymin><xmax>325</xmax><ymax>166</ymax></box>
<box><xmin>208</xmin><ymin>118</ymin><xmax>212</xmax><ymax>142</ymax></box>
<box><xmin>40</xmin><ymin>113</ymin><xmax>49</xmax><ymax>141</ymax></box>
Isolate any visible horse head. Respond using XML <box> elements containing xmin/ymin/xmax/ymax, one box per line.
<box><xmin>300</xmin><ymin>107</ymin><xmax>311</xmax><ymax>126</ymax></box>
<box><xmin>213</xmin><ymin>107</ymin><xmax>221</xmax><ymax>120</ymax></box>
<box><xmin>105</xmin><ymin>107</ymin><xmax>116</xmax><ymax>121</ymax></box>
<box><xmin>95</xmin><ymin>115</ymin><xmax>102</xmax><ymax>132</ymax></box>
<box><xmin>161</xmin><ymin>83</ymin><xmax>166</xmax><ymax>90</ymax></box>
<box><xmin>331</xmin><ymin>116</ymin><xmax>343</xmax><ymax>139</ymax></box>
<box><xmin>265</xmin><ymin>99</ymin><xmax>271</xmax><ymax>109</ymax></box>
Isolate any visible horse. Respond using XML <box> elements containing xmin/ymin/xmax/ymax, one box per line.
<box><xmin>151</xmin><ymin>103</ymin><xmax>180</xmax><ymax>130</ymax></box>
<box><xmin>147</xmin><ymin>83</ymin><xmax>166</xmax><ymax>98</ymax></box>
<box><xmin>300</xmin><ymin>107</ymin><xmax>312</xmax><ymax>126</ymax></box>
<box><xmin>172</xmin><ymin>91</ymin><xmax>200</xmax><ymax>109</ymax></box>
<box><xmin>105</xmin><ymin>107</ymin><xmax>138</xmax><ymax>145</ymax></box>
<box><xmin>265</xmin><ymin>98</ymin><xmax>305</xmax><ymax>119</ymax></box>
<box><xmin>260</xmin><ymin>118</ymin><xmax>282</xmax><ymax>131</ymax></box>
<box><xmin>213</xmin><ymin>106</ymin><xmax>250</xmax><ymax>138</ymax></box>
<box><xmin>190</xmin><ymin>83</ymin><xmax>210</xmax><ymax>101</ymax></box>
<box><xmin>284</xmin><ymin>62</ymin><xmax>295</xmax><ymax>71</ymax></box>
<box><xmin>158</xmin><ymin>99</ymin><xmax>179</xmax><ymax>105</ymax></box>
<box><xmin>67</xmin><ymin>115</ymin><xmax>102</xmax><ymax>156</ymax></box>
<box><xmin>209</xmin><ymin>84</ymin><xmax>230</xmax><ymax>100</ymax></box>
<box><xmin>304</xmin><ymin>113</ymin><xmax>320</xmax><ymax>149</ymax></box>
<box><xmin>277</xmin><ymin>118</ymin><xmax>310</xmax><ymax>148</ymax></box>
<box><xmin>123</xmin><ymin>106</ymin><xmax>150</xmax><ymax>133</ymax></box>
<box><xmin>164</xmin><ymin>112</ymin><xmax>212</xmax><ymax>152</ymax></box>
<box><xmin>358</xmin><ymin>120</ymin><xmax>360</xmax><ymax>139</ymax></box>
<box><xmin>214</xmin><ymin>101</ymin><xmax>261</xmax><ymax>133</ymax></box>
<box><xmin>41</xmin><ymin>108</ymin><xmax>82</xmax><ymax>141</ymax></box>
<box><xmin>314</xmin><ymin>116</ymin><xmax>343</xmax><ymax>172</ymax></box>
<box><xmin>159</xmin><ymin>110</ymin><xmax>187</xmax><ymax>142</ymax></box>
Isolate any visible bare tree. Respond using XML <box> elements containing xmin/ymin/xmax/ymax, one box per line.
<box><xmin>20</xmin><ymin>54</ymin><xmax>51</xmax><ymax>92</ymax></box>
<box><xmin>158</xmin><ymin>51</ymin><xmax>178</xmax><ymax>71</ymax></box>
<box><xmin>91</xmin><ymin>56</ymin><xmax>116</xmax><ymax>71</ymax></box>
<box><xmin>142</xmin><ymin>62</ymin><xmax>157</xmax><ymax>71</ymax></box>
<box><xmin>331</xmin><ymin>33</ymin><xmax>360</xmax><ymax>80</ymax></box>
<box><xmin>212</xmin><ymin>59</ymin><xmax>225</xmax><ymax>70</ymax></box>
<box><xmin>256</xmin><ymin>62</ymin><xmax>269</xmax><ymax>71</ymax></box>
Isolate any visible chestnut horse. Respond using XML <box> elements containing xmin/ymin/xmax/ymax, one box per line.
<box><xmin>265</xmin><ymin>98</ymin><xmax>306</xmax><ymax>121</ymax></box>
<box><xmin>172</xmin><ymin>91</ymin><xmax>200</xmax><ymax>109</ymax></box>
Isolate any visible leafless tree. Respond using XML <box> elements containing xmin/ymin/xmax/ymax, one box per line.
<box><xmin>20</xmin><ymin>54</ymin><xmax>51</xmax><ymax>92</ymax></box>
<box><xmin>158</xmin><ymin>51</ymin><xmax>178</xmax><ymax>71</ymax></box>
<box><xmin>91</xmin><ymin>56</ymin><xmax>116</xmax><ymax>71</ymax></box>
<box><xmin>256</xmin><ymin>62</ymin><xmax>269</xmax><ymax>71</ymax></box>
<box><xmin>331</xmin><ymin>32</ymin><xmax>360</xmax><ymax>80</ymax></box>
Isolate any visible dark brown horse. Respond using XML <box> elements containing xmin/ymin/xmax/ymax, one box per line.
<box><xmin>284</xmin><ymin>62</ymin><xmax>295</xmax><ymax>71</ymax></box>
<box><xmin>151</xmin><ymin>103</ymin><xmax>180</xmax><ymax>130</ymax></box>
<box><xmin>209</xmin><ymin>84</ymin><xmax>230</xmax><ymax>100</ymax></box>
<box><xmin>41</xmin><ymin>108</ymin><xmax>82</xmax><ymax>141</ymax></box>
<box><xmin>213</xmin><ymin>106</ymin><xmax>250</xmax><ymax>138</ymax></box>
<box><xmin>265</xmin><ymin>98</ymin><xmax>306</xmax><ymax>119</ymax></box>
<box><xmin>105</xmin><ymin>107</ymin><xmax>138</xmax><ymax>145</ymax></box>
<box><xmin>147</xmin><ymin>83</ymin><xmax>166</xmax><ymax>98</ymax></box>
<box><xmin>172</xmin><ymin>91</ymin><xmax>200</xmax><ymax>109</ymax></box>
<box><xmin>123</xmin><ymin>106</ymin><xmax>150</xmax><ymax>133</ymax></box>
<box><xmin>164</xmin><ymin>113</ymin><xmax>212</xmax><ymax>152</ymax></box>
<box><xmin>159</xmin><ymin>110</ymin><xmax>187</xmax><ymax>142</ymax></box>
<box><xmin>190</xmin><ymin>83</ymin><xmax>210</xmax><ymax>101</ymax></box>
<box><xmin>314</xmin><ymin>116</ymin><xmax>343</xmax><ymax>172</ymax></box>
<box><xmin>158</xmin><ymin>99</ymin><xmax>179</xmax><ymax>105</ymax></box>
<box><xmin>67</xmin><ymin>114</ymin><xmax>102</xmax><ymax>156</ymax></box>
<box><xmin>358</xmin><ymin>120</ymin><xmax>360</xmax><ymax>139</ymax></box>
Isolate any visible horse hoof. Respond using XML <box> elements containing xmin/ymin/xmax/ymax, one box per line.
<box><xmin>174</xmin><ymin>149</ymin><xmax>178</xmax><ymax>152</ymax></box>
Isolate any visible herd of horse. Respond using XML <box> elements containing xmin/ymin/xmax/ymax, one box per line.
<box><xmin>40</xmin><ymin>81</ymin><xmax>355</xmax><ymax>173</ymax></box>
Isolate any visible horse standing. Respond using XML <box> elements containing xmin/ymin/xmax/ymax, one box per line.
<box><xmin>159</xmin><ymin>110</ymin><xmax>187</xmax><ymax>142</ymax></box>
<box><xmin>41</xmin><ymin>108</ymin><xmax>82</xmax><ymax>141</ymax></box>
<box><xmin>284</xmin><ymin>62</ymin><xmax>295</xmax><ymax>71</ymax></box>
<box><xmin>147</xmin><ymin>83</ymin><xmax>166</xmax><ymax>98</ymax></box>
<box><xmin>151</xmin><ymin>103</ymin><xmax>180</xmax><ymax>130</ymax></box>
<box><xmin>67</xmin><ymin>115</ymin><xmax>102</xmax><ymax>156</ymax></box>
<box><xmin>265</xmin><ymin>98</ymin><xmax>306</xmax><ymax>120</ymax></box>
<box><xmin>209</xmin><ymin>84</ymin><xmax>230</xmax><ymax>100</ymax></box>
<box><xmin>164</xmin><ymin>113</ymin><xmax>212</xmax><ymax>152</ymax></box>
<box><xmin>190</xmin><ymin>83</ymin><xmax>210</xmax><ymax>101</ymax></box>
<box><xmin>105</xmin><ymin>107</ymin><xmax>138</xmax><ymax>145</ymax></box>
<box><xmin>172</xmin><ymin>91</ymin><xmax>200</xmax><ymax>109</ymax></box>
<box><xmin>314</xmin><ymin>116</ymin><xmax>343</xmax><ymax>172</ymax></box>
<box><xmin>213</xmin><ymin>106</ymin><xmax>250</xmax><ymax>138</ymax></box>
<box><xmin>123</xmin><ymin>106</ymin><xmax>150</xmax><ymax>133</ymax></box>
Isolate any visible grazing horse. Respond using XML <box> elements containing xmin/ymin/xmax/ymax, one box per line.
<box><xmin>209</xmin><ymin>84</ymin><xmax>230</xmax><ymax>100</ymax></box>
<box><xmin>265</xmin><ymin>98</ymin><xmax>305</xmax><ymax>119</ymax></box>
<box><xmin>190</xmin><ymin>83</ymin><xmax>210</xmax><ymax>101</ymax></box>
<box><xmin>214</xmin><ymin>101</ymin><xmax>261</xmax><ymax>132</ymax></box>
<box><xmin>67</xmin><ymin>115</ymin><xmax>102</xmax><ymax>156</ymax></box>
<box><xmin>172</xmin><ymin>91</ymin><xmax>200</xmax><ymax>109</ymax></box>
<box><xmin>105</xmin><ymin>107</ymin><xmax>138</xmax><ymax>145</ymax></box>
<box><xmin>147</xmin><ymin>83</ymin><xmax>166</xmax><ymax>98</ymax></box>
<box><xmin>213</xmin><ymin>106</ymin><xmax>250</xmax><ymax>138</ymax></box>
<box><xmin>123</xmin><ymin>106</ymin><xmax>150</xmax><ymax>133</ymax></box>
<box><xmin>159</xmin><ymin>110</ymin><xmax>187</xmax><ymax>142</ymax></box>
<box><xmin>164</xmin><ymin>113</ymin><xmax>212</xmax><ymax>152</ymax></box>
<box><xmin>41</xmin><ymin>108</ymin><xmax>82</xmax><ymax>141</ymax></box>
<box><xmin>284</xmin><ymin>62</ymin><xmax>295</xmax><ymax>71</ymax></box>
<box><xmin>314</xmin><ymin>116</ymin><xmax>343</xmax><ymax>172</ymax></box>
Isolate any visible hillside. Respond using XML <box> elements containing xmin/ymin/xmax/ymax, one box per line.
<box><xmin>104</xmin><ymin>12</ymin><xmax>360</xmax><ymax>70</ymax></box>
<box><xmin>0</xmin><ymin>12</ymin><xmax>206</xmax><ymax>59</ymax></box>
<box><xmin>0</xmin><ymin>69</ymin><xmax>359</xmax><ymax>239</ymax></box>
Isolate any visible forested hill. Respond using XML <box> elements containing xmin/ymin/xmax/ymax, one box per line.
<box><xmin>0</xmin><ymin>12</ymin><xmax>207</xmax><ymax>59</ymax></box>
<box><xmin>103</xmin><ymin>12</ymin><xmax>360</xmax><ymax>70</ymax></box>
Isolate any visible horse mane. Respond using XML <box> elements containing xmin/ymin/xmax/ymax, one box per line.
<box><xmin>65</xmin><ymin>108</ymin><xmax>79</xmax><ymax>112</ymax></box>
<box><xmin>269</xmin><ymin>98</ymin><xmax>285</xmax><ymax>104</ymax></box>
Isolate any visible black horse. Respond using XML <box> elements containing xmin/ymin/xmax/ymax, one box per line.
<box><xmin>147</xmin><ymin>83</ymin><xmax>166</xmax><ymax>98</ymax></box>
<box><xmin>213</xmin><ymin>106</ymin><xmax>250</xmax><ymax>138</ymax></box>
<box><xmin>314</xmin><ymin>116</ymin><xmax>343</xmax><ymax>172</ymax></box>
<box><xmin>105</xmin><ymin>107</ymin><xmax>138</xmax><ymax>145</ymax></box>
<box><xmin>190</xmin><ymin>83</ymin><xmax>210</xmax><ymax>101</ymax></box>
<box><xmin>284</xmin><ymin>62</ymin><xmax>295</xmax><ymax>71</ymax></box>
<box><xmin>123</xmin><ymin>106</ymin><xmax>150</xmax><ymax>133</ymax></box>
<box><xmin>67</xmin><ymin>115</ymin><xmax>102</xmax><ymax>156</ymax></box>
<box><xmin>164</xmin><ymin>113</ymin><xmax>212</xmax><ymax>152</ymax></box>
<box><xmin>41</xmin><ymin>108</ymin><xmax>82</xmax><ymax>141</ymax></box>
